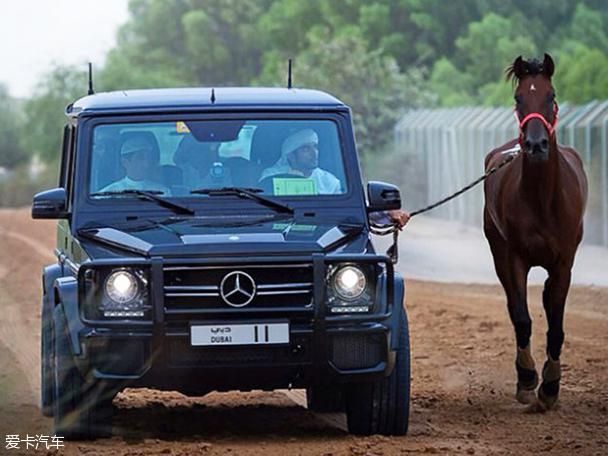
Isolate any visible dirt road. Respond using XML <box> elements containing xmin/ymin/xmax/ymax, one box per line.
<box><xmin>0</xmin><ymin>208</ymin><xmax>606</xmax><ymax>455</ymax></box>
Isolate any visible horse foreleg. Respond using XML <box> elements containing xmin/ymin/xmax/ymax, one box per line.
<box><xmin>496</xmin><ymin>253</ymin><xmax>537</xmax><ymax>404</ymax></box>
<box><xmin>510</xmin><ymin>291</ymin><xmax>538</xmax><ymax>405</ymax></box>
<box><xmin>538</xmin><ymin>268</ymin><xmax>571</xmax><ymax>410</ymax></box>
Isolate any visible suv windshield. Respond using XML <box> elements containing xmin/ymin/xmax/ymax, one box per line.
<box><xmin>89</xmin><ymin>119</ymin><xmax>348</xmax><ymax>198</ymax></box>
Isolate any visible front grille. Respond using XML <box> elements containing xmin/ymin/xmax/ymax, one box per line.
<box><xmin>329</xmin><ymin>334</ymin><xmax>385</xmax><ymax>370</ymax></box>
<box><xmin>163</xmin><ymin>263</ymin><xmax>313</xmax><ymax>314</ymax></box>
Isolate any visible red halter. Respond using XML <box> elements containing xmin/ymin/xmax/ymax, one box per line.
<box><xmin>516</xmin><ymin>102</ymin><xmax>559</xmax><ymax>147</ymax></box>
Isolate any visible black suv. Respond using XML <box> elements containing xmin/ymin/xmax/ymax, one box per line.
<box><xmin>33</xmin><ymin>87</ymin><xmax>410</xmax><ymax>439</ymax></box>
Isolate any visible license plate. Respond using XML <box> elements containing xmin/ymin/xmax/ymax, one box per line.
<box><xmin>190</xmin><ymin>322</ymin><xmax>289</xmax><ymax>346</ymax></box>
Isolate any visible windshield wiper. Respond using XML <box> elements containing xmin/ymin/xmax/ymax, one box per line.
<box><xmin>90</xmin><ymin>189</ymin><xmax>195</xmax><ymax>216</ymax></box>
<box><xmin>190</xmin><ymin>187</ymin><xmax>294</xmax><ymax>214</ymax></box>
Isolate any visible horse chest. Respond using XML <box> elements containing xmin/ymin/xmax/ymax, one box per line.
<box><xmin>507</xmin><ymin>217</ymin><xmax>560</xmax><ymax>266</ymax></box>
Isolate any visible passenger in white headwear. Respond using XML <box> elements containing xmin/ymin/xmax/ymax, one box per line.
<box><xmin>259</xmin><ymin>128</ymin><xmax>411</xmax><ymax>228</ymax></box>
<box><xmin>259</xmin><ymin>128</ymin><xmax>341</xmax><ymax>194</ymax></box>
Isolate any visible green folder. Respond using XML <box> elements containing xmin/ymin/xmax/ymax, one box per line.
<box><xmin>272</xmin><ymin>178</ymin><xmax>317</xmax><ymax>196</ymax></box>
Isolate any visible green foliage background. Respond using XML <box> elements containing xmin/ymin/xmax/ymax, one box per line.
<box><xmin>2</xmin><ymin>0</ymin><xmax>608</xmax><ymax>205</ymax></box>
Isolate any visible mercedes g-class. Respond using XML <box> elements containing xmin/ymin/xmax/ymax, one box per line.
<box><xmin>33</xmin><ymin>87</ymin><xmax>410</xmax><ymax>439</ymax></box>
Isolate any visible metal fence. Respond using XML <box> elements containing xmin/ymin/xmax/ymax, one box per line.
<box><xmin>393</xmin><ymin>101</ymin><xmax>608</xmax><ymax>246</ymax></box>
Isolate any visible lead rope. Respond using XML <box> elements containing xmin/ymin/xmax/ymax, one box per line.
<box><xmin>370</xmin><ymin>149</ymin><xmax>519</xmax><ymax>263</ymax></box>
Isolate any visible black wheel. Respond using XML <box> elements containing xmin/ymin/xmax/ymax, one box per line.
<box><xmin>306</xmin><ymin>384</ymin><xmax>345</xmax><ymax>413</ymax></box>
<box><xmin>40</xmin><ymin>297</ymin><xmax>54</xmax><ymax>417</ymax></box>
<box><xmin>345</xmin><ymin>308</ymin><xmax>411</xmax><ymax>436</ymax></box>
<box><xmin>53</xmin><ymin>305</ymin><xmax>114</xmax><ymax>439</ymax></box>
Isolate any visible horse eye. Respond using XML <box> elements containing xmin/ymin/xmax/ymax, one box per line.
<box><xmin>514</xmin><ymin>95</ymin><xmax>523</xmax><ymax>104</ymax></box>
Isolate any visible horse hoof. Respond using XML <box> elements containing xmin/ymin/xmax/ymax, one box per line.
<box><xmin>516</xmin><ymin>387</ymin><xmax>537</xmax><ymax>405</ymax></box>
<box><xmin>538</xmin><ymin>387</ymin><xmax>559</xmax><ymax>410</ymax></box>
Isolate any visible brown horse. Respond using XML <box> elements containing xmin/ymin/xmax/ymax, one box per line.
<box><xmin>483</xmin><ymin>54</ymin><xmax>588</xmax><ymax>411</ymax></box>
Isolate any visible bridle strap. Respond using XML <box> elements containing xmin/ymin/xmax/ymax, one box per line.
<box><xmin>519</xmin><ymin>112</ymin><xmax>556</xmax><ymax>136</ymax></box>
<box><xmin>516</xmin><ymin>102</ymin><xmax>559</xmax><ymax>146</ymax></box>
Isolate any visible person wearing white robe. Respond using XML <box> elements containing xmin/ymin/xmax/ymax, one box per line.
<box><xmin>259</xmin><ymin>128</ymin><xmax>341</xmax><ymax>194</ymax></box>
<box><xmin>260</xmin><ymin>128</ymin><xmax>410</xmax><ymax>227</ymax></box>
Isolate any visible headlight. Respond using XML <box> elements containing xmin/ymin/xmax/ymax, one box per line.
<box><xmin>334</xmin><ymin>266</ymin><xmax>366</xmax><ymax>300</ymax></box>
<box><xmin>99</xmin><ymin>269</ymin><xmax>148</xmax><ymax>318</ymax></box>
<box><xmin>327</xmin><ymin>264</ymin><xmax>374</xmax><ymax>313</ymax></box>
<box><xmin>105</xmin><ymin>270</ymin><xmax>139</xmax><ymax>304</ymax></box>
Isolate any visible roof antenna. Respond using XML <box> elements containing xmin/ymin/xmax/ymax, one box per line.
<box><xmin>287</xmin><ymin>58</ymin><xmax>293</xmax><ymax>89</ymax></box>
<box><xmin>210</xmin><ymin>88</ymin><xmax>216</xmax><ymax>104</ymax></box>
<box><xmin>87</xmin><ymin>62</ymin><xmax>95</xmax><ymax>95</ymax></box>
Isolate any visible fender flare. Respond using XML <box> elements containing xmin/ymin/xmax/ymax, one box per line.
<box><xmin>388</xmin><ymin>273</ymin><xmax>406</xmax><ymax>350</ymax></box>
<box><xmin>42</xmin><ymin>264</ymin><xmax>63</xmax><ymax>309</ymax></box>
<box><xmin>53</xmin><ymin>277</ymin><xmax>84</xmax><ymax>356</ymax></box>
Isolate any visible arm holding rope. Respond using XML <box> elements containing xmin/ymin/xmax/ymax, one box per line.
<box><xmin>369</xmin><ymin>210</ymin><xmax>411</xmax><ymax>229</ymax></box>
<box><xmin>369</xmin><ymin>210</ymin><xmax>406</xmax><ymax>264</ymax></box>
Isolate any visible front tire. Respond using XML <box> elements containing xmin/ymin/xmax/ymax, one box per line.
<box><xmin>345</xmin><ymin>308</ymin><xmax>411</xmax><ymax>436</ymax></box>
<box><xmin>52</xmin><ymin>305</ymin><xmax>113</xmax><ymax>439</ymax></box>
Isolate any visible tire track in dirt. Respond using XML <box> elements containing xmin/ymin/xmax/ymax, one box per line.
<box><xmin>0</xmin><ymin>211</ymin><xmax>56</xmax><ymax>403</ymax></box>
<box><xmin>0</xmin><ymin>227</ymin><xmax>55</xmax><ymax>263</ymax></box>
<box><xmin>0</xmin><ymin>296</ymin><xmax>42</xmax><ymax>380</ymax></box>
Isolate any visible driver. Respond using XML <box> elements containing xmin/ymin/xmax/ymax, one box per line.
<box><xmin>259</xmin><ymin>128</ymin><xmax>341</xmax><ymax>194</ymax></box>
<box><xmin>99</xmin><ymin>136</ymin><xmax>169</xmax><ymax>194</ymax></box>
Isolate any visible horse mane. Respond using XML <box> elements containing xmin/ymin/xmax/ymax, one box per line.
<box><xmin>505</xmin><ymin>58</ymin><xmax>544</xmax><ymax>83</ymax></box>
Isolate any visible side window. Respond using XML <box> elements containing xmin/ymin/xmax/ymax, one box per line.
<box><xmin>59</xmin><ymin>125</ymin><xmax>76</xmax><ymax>202</ymax></box>
<box><xmin>58</xmin><ymin>126</ymin><xmax>70</xmax><ymax>188</ymax></box>
<box><xmin>66</xmin><ymin>127</ymin><xmax>76</xmax><ymax>200</ymax></box>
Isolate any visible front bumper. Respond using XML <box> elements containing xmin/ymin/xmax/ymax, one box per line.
<box><xmin>81</xmin><ymin>322</ymin><xmax>393</xmax><ymax>392</ymax></box>
<box><xmin>72</xmin><ymin>253</ymin><xmax>401</xmax><ymax>392</ymax></box>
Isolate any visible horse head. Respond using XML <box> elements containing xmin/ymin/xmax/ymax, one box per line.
<box><xmin>507</xmin><ymin>54</ymin><xmax>558</xmax><ymax>163</ymax></box>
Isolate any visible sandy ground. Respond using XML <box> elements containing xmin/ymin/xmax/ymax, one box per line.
<box><xmin>0</xmin><ymin>208</ymin><xmax>606</xmax><ymax>455</ymax></box>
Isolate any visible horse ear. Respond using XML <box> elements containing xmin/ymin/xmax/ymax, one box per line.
<box><xmin>512</xmin><ymin>55</ymin><xmax>527</xmax><ymax>79</ymax></box>
<box><xmin>543</xmin><ymin>53</ymin><xmax>555</xmax><ymax>78</ymax></box>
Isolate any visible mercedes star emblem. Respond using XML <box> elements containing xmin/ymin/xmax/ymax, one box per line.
<box><xmin>220</xmin><ymin>271</ymin><xmax>256</xmax><ymax>307</ymax></box>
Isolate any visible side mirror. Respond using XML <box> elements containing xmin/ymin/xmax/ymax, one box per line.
<box><xmin>32</xmin><ymin>188</ymin><xmax>69</xmax><ymax>219</ymax></box>
<box><xmin>367</xmin><ymin>181</ymin><xmax>401</xmax><ymax>212</ymax></box>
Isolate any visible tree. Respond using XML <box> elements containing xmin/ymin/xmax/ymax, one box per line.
<box><xmin>0</xmin><ymin>84</ymin><xmax>28</xmax><ymax>169</ymax></box>
<box><xmin>429</xmin><ymin>12</ymin><xmax>538</xmax><ymax>106</ymax></box>
<box><xmin>554</xmin><ymin>45</ymin><xmax>608</xmax><ymax>103</ymax></box>
<box><xmin>259</xmin><ymin>29</ymin><xmax>433</xmax><ymax>158</ymax></box>
<box><xmin>569</xmin><ymin>3</ymin><xmax>608</xmax><ymax>53</ymax></box>
<box><xmin>23</xmin><ymin>65</ymin><xmax>88</xmax><ymax>163</ymax></box>
<box><xmin>455</xmin><ymin>13</ymin><xmax>537</xmax><ymax>91</ymax></box>
<box><xmin>259</xmin><ymin>0</ymin><xmax>481</xmax><ymax>69</ymax></box>
<box><xmin>428</xmin><ymin>58</ymin><xmax>474</xmax><ymax>107</ymax></box>
<box><xmin>101</xmin><ymin>0</ymin><xmax>271</xmax><ymax>91</ymax></box>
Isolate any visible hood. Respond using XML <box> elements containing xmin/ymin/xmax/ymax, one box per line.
<box><xmin>77</xmin><ymin>215</ymin><xmax>368</xmax><ymax>259</ymax></box>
